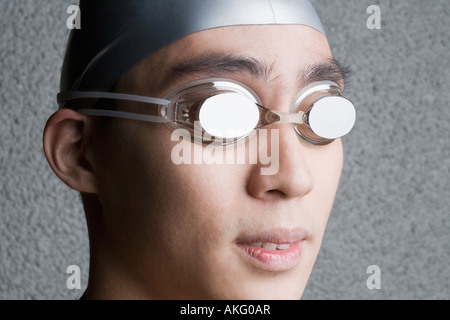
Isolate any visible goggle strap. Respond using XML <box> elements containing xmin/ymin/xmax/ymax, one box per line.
<box><xmin>57</xmin><ymin>91</ymin><xmax>171</xmax><ymax>106</ymax></box>
<box><xmin>77</xmin><ymin>109</ymin><xmax>171</xmax><ymax>123</ymax></box>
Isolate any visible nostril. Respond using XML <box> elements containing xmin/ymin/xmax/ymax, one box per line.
<box><xmin>265</xmin><ymin>189</ymin><xmax>287</xmax><ymax>198</ymax></box>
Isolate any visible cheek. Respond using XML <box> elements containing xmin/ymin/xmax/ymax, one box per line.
<box><xmin>94</xmin><ymin>122</ymin><xmax>243</xmax><ymax>255</ymax></box>
<box><xmin>305</xmin><ymin>140</ymin><xmax>344</xmax><ymax>235</ymax></box>
<box><xmin>314</xmin><ymin>141</ymin><xmax>343</xmax><ymax>193</ymax></box>
<box><xmin>96</xmin><ymin>122</ymin><xmax>237</xmax><ymax>224</ymax></box>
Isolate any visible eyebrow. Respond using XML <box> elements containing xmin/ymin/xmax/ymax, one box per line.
<box><xmin>300</xmin><ymin>59</ymin><xmax>352</xmax><ymax>88</ymax></box>
<box><xmin>164</xmin><ymin>53</ymin><xmax>351</xmax><ymax>89</ymax></box>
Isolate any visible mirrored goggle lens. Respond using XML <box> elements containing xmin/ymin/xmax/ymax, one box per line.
<box><xmin>199</xmin><ymin>92</ymin><xmax>260</xmax><ymax>139</ymax></box>
<box><xmin>198</xmin><ymin>93</ymin><xmax>355</xmax><ymax>143</ymax></box>
<box><xmin>307</xmin><ymin>96</ymin><xmax>356</xmax><ymax>140</ymax></box>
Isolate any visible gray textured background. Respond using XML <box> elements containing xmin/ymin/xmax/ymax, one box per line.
<box><xmin>0</xmin><ymin>0</ymin><xmax>449</xmax><ymax>300</ymax></box>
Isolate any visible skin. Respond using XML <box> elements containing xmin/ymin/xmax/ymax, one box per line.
<box><xmin>43</xmin><ymin>25</ymin><xmax>344</xmax><ymax>299</ymax></box>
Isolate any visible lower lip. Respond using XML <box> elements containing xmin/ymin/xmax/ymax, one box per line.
<box><xmin>236</xmin><ymin>241</ymin><xmax>304</xmax><ymax>272</ymax></box>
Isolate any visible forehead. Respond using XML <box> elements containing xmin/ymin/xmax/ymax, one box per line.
<box><xmin>117</xmin><ymin>25</ymin><xmax>332</xmax><ymax>95</ymax></box>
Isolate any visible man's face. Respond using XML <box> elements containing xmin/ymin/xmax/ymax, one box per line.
<box><xmin>88</xmin><ymin>25</ymin><xmax>344</xmax><ymax>299</ymax></box>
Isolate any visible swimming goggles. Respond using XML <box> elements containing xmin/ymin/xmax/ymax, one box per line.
<box><xmin>57</xmin><ymin>78</ymin><xmax>356</xmax><ymax>145</ymax></box>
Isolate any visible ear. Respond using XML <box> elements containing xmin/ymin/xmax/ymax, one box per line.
<box><xmin>43</xmin><ymin>109</ymin><xmax>98</xmax><ymax>193</ymax></box>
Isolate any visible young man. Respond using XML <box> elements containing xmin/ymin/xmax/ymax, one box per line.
<box><xmin>43</xmin><ymin>0</ymin><xmax>355</xmax><ymax>299</ymax></box>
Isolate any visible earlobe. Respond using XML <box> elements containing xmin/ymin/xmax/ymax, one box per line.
<box><xmin>43</xmin><ymin>109</ymin><xmax>98</xmax><ymax>193</ymax></box>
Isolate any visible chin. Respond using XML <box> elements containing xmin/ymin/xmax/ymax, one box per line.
<box><xmin>212</xmin><ymin>281</ymin><xmax>305</xmax><ymax>300</ymax></box>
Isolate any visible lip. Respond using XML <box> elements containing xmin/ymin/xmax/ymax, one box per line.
<box><xmin>235</xmin><ymin>227</ymin><xmax>309</xmax><ymax>272</ymax></box>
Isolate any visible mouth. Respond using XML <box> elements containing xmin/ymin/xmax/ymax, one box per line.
<box><xmin>235</xmin><ymin>228</ymin><xmax>308</xmax><ymax>272</ymax></box>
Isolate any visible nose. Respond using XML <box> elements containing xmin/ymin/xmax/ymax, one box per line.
<box><xmin>246</xmin><ymin>124</ymin><xmax>314</xmax><ymax>200</ymax></box>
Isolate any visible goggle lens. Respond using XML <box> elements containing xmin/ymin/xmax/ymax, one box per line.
<box><xmin>295</xmin><ymin>95</ymin><xmax>356</xmax><ymax>142</ymax></box>
<box><xmin>199</xmin><ymin>92</ymin><xmax>260</xmax><ymax>139</ymax></box>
